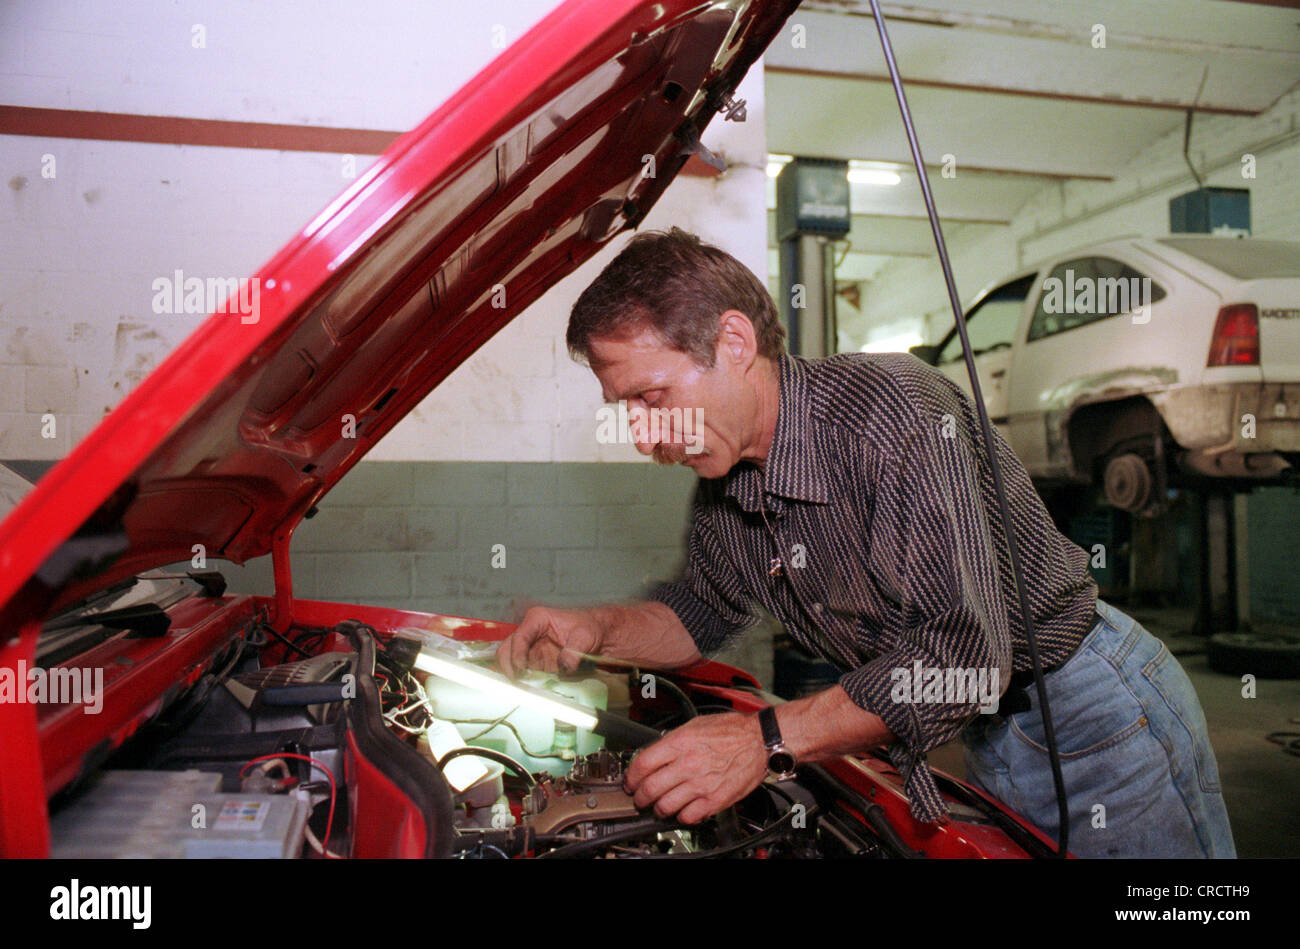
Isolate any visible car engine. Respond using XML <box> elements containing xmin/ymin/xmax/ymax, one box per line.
<box><xmin>45</xmin><ymin>616</ymin><xmax>934</xmax><ymax>859</ymax></box>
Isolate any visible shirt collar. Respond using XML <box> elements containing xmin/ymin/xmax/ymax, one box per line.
<box><xmin>723</xmin><ymin>353</ymin><xmax>832</xmax><ymax>511</ymax></box>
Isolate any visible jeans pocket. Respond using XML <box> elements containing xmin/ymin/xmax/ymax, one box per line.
<box><xmin>1140</xmin><ymin>643</ymin><xmax>1223</xmax><ymax>794</ymax></box>
<box><xmin>1008</xmin><ymin>708</ymin><xmax>1150</xmax><ymax>760</ymax></box>
<box><xmin>1006</xmin><ymin>646</ymin><xmax>1150</xmax><ymax>759</ymax></box>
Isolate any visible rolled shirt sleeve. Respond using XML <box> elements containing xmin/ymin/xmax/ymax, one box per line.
<box><xmin>839</xmin><ymin>392</ymin><xmax>1014</xmax><ymax>823</ymax></box>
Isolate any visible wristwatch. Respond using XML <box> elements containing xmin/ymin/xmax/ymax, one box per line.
<box><xmin>759</xmin><ymin>706</ymin><xmax>798</xmax><ymax>781</ymax></box>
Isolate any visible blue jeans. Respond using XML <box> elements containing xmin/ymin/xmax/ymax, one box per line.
<box><xmin>961</xmin><ymin>599</ymin><xmax>1236</xmax><ymax>858</ymax></box>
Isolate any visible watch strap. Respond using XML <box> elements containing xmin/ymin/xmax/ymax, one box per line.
<box><xmin>758</xmin><ymin>705</ymin><xmax>782</xmax><ymax>749</ymax></box>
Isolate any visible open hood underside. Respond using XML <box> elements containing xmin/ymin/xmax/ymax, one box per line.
<box><xmin>0</xmin><ymin>0</ymin><xmax>799</xmax><ymax>622</ymax></box>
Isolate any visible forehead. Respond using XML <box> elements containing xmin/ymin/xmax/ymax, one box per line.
<box><xmin>588</xmin><ymin>328</ymin><xmax>692</xmax><ymax>401</ymax></box>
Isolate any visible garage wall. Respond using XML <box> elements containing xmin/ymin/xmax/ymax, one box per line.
<box><xmin>852</xmin><ymin>227</ymin><xmax>1021</xmax><ymax>350</ymax></box>
<box><xmin>0</xmin><ymin>0</ymin><xmax>769</xmax><ymax>461</ymax></box>
<box><xmin>1016</xmin><ymin>89</ymin><xmax>1300</xmax><ymax>258</ymax></box>
<box><xmin>0</xmin><ymin>2</ymin><xmax>778</xmax><ymax>683</ymax></box>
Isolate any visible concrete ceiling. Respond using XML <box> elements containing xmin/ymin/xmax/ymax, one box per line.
<box><xmin>763</xmin><ymin>0</ymin><xmax>1300</xmax><ymax>307</ymax></box>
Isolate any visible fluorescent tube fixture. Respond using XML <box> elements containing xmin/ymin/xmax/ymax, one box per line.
<box><xmin>413</xmin><ymin>649</ymin><xmax>599</xmax><ymax>731</ymax></box>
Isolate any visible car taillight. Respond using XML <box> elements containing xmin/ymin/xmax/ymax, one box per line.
<box><xmin>1207</xmin><ymin>303</ymin><xmax>1259</xmax><ymax>367</ymax></box>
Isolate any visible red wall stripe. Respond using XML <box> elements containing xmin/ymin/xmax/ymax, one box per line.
<box><xmin>0</xmin><ymin>104</ymin><xmax>720</xmax><ymax>176</ymax></box>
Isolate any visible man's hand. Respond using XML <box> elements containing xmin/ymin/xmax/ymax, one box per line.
<box><xmin>496</xmin><ymin>601</ymin><xmax>704</xmax><ymax>679</ymax></box>
<box><xmin>497</xmin><ymin>606</ymin><xmax>605</xmax><ymax>679</ymax></box>
<box><xmin>623</xmin><ymin>712</ymin><xmax>767</xmax><ymax>824</ymax></box>
<box><xmin>621</xmin><ymin>689</ymin><xmax>898</xmax><ymax>825</ymax></box>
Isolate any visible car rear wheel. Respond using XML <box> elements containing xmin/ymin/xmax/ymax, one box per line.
<box><xmin>1103</xmin><ymin>451</ymin><xmax>1154</xmax><ymax>514</ymax></box>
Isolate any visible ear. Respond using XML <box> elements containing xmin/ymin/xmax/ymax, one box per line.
<box><xmin>715</xmin><ymin>309</ymin><xmax>758</xmax><ymax>370</ymax></box>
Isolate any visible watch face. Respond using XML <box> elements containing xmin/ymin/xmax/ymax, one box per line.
<box><xmin>768</xmin><ymin>751</ymin><xmax>796</xmax><ymax>775</ymax></box>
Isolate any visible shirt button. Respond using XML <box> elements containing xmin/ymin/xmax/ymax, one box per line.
<box><xmin>812</xmin><ymin>602</ymin><xmax>823</xmax><ymax>614</ymax></box>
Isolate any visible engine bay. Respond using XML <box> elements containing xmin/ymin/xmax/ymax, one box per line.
<box><xmin>42</xmin><ymin>610</ymin><xmax>1038</xmax><ymax>859</ymax></box>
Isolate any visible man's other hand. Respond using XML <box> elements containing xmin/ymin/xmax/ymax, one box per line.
<box><xmin>497</xmin><ymin>606</ymin><xmax>605</xmax><ymax>679</ymax></box>
<box><xmin>623</xmin><ymin>712</ymin><xmax>767</xmax><ymax>824</ymax></box>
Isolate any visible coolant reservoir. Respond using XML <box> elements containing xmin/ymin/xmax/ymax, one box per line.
<box><xmin>423</xmin><ymin>670</ymin><xmax>608</xmax><ymax>777</ymax></box>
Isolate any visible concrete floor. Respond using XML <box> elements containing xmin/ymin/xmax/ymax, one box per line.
<box><xmin>929</xmin><ymin>604</ymin><xmax>1300</xmax><ymax>858</ymax></box>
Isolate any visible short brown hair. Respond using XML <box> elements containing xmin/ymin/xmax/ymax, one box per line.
<box><xmin>567</xmin><ymin>227</ymin><xmax>786</xmax><ymax>368</ymax></box>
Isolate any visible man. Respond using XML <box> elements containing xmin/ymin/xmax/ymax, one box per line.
<box><xmin>497</xmin><ymin>228</ymin><xmax>1235</xmax><ymax>858</ymax></box>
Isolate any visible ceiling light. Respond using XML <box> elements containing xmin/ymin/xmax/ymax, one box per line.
<box><xmin>847</xmin><ymin>167</ymin><xmax>901</xmax><ymax>187</ymax></box>
<box><xmin>766</xmin><ymin>154</ymin><xmax>793</xmax><ymax>178</ymax></box>
<box><xmin>768</xmin><ymin>155</ymin><xmax>900</xmax><ymax>186</ymax></box>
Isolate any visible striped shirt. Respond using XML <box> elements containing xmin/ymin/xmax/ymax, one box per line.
<box><xmin>648</xmin><ymin>351</ymin><xmax>1098</xmax><ymax>823</ymax></box>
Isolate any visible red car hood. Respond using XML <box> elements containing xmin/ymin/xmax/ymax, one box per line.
<box><xmin>0</xmin><ymin>0</ymin><xmax>798</xmax><ymax>624</ymax></box>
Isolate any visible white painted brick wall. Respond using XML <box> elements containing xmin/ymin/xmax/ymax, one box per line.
<box><xmin>0</xmin><ymin>1</ymin><xmax>769</xmax><ymax>463</ymax></box>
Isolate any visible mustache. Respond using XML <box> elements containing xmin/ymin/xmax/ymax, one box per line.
<box><xmin>652</xmin><ymin>444</ymin><xmax>685</xmax><ymax>465</ymax></box>
<box><xmin>653</xmin><ymin>443</ymin><xmax>705</xmax><ymax>465</ymax></box>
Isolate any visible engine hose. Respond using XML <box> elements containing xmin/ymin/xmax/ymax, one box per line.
<box><xmin>435</xmin><ymin>746</ymin><xmax>537</xmax><ymax>785</ymax></box>
<box><xmin>640</xmin><ymin>805</ymin><xmax>817</xmax><ymax>860</ymax></box>
<box><xmin>803</xmin><ymin>764</ymin><xmax>924</xmax><ymax>859</ymax></box>
<box><xmin>534</xmin><ymin>817</ymin><xmax>685</xmax><ymax>859</ymax></box>
<box><xmin>642</xmin><ymin>671</ymin><xmax>697</xmax><ymax>720</ymax></box>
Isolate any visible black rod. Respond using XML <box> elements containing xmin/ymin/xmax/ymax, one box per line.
<box><xmin>865</xmin><ymin>0</ymin><xmax>1070</xmax><ymax>857</ymax></box>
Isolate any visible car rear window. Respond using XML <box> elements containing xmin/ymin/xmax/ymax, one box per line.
<box><xmin>1156</xmin><ymin>237</ymin><xmax>1300</xmax><ymax>280</ymax></box>
<box><xmin>1027</xmin><ymin>256</ymin><xmax>1166</xmax><ymax>342</ymax></box>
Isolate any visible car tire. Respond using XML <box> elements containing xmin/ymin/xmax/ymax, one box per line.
<box><xmin>1206</xmin><ymin>632</ymin><xmax>1300</xmax><ymax>679</ymax></box>
<box><xmin>1103</xmin><ymin>452</ymin><xmax>1154</xmax><ymax>513</ymax></box>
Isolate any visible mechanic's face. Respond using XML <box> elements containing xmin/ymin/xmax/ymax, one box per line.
<box><xmin>589</xmin><ymin>312</ymin><xmax>766</xmax><ymax>480</ymax></box>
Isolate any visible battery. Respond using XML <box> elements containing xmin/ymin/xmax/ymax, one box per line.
<box><xmin>49</xmin><ymin>769</ymin><xmax>310</xmax><ymax>859</ymax></box>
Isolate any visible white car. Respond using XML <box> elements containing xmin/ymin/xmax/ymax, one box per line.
<box><xmin>912</xmin><ymin>236</ymin><xmax>1300</xmax><ymax>515</ymax></box>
